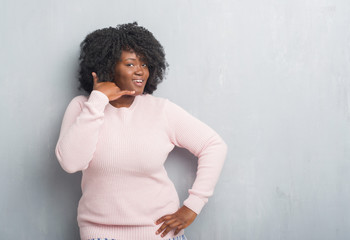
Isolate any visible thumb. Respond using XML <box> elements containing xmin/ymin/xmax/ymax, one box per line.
<box><xmin>92</xmin><ymin>72</ymin><xmax>99</xmax><ymax>85</ymax></box>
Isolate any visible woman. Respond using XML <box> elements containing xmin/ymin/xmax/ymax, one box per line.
<box><xmin>55</xmin><ymin>22</ymin><xmax>227</xmax><ymax>240</ymax></box>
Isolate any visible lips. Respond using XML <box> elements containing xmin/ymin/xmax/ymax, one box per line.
<box><xmin>132</xmin><ymin>79</ymin><xmax>144</xmax><ymax>87</ymax></box>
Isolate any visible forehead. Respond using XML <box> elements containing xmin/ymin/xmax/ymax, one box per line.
<box><xmin>119</xmin><ymin>50</ymin><xmax>146</xmax><ymax>62</ymax></box>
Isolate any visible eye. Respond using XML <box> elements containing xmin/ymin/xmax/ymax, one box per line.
<box><xmin>142</xmin><ymin>64</ymin><xmax>148</xmax><ymax>68</ymax></box>
<box><xmin>126</xmin><ymin>63</ymin><xmax>134</xmax><ymax>67</ymax></box>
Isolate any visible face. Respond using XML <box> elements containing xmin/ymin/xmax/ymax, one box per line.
<box><xmin>113</xmin><ymin>50</ymin><xmax>149</xmax><ymax>95</ymax></box>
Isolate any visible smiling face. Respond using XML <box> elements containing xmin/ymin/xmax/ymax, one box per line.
<box><xmin>113</xmin><ymin>50</ymin><xmax>149</xmax><ymax>95</ymax></box>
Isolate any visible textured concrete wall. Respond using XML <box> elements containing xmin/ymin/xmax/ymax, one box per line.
<box><xmin>1</xmin><ymin>0</ymin><xmax>349</xmax><ymax>239</ymax></box>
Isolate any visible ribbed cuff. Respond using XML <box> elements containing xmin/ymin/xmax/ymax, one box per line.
<box><xmin>183</xmin><ymin>194</ymin><xmax>206</xmax><ymax>214</ymax></box>
<box><xmin>87</xmin><ymin>90</ymin><xmax>109</xmax><ymax>112</ymax></box>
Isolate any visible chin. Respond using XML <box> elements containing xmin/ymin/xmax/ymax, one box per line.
<box><xmin>136</xmin><ymin>89</ymin><xmax>145</xmax><ymax>95</ymax></box>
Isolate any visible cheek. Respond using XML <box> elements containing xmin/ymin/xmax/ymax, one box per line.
<box><xmin>116</xmin><ymin>71</ymin><xmax>131</xmax><ymax>84</ymax></box>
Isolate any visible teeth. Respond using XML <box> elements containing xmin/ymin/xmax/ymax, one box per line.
<box><xmin>133</xmin><ymin>80</ymin><xmax>143</xmax><ymax>83</ymax></box>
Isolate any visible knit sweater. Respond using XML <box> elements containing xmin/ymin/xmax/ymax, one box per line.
<box><xmin>55</xmin><ymin>90</ymin><xmax>227</xmax><ymax>240</ymax></box>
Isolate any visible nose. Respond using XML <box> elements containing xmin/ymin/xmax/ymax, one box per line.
<box><xmin>135</xmin><ymin>65</ymin><xmax>144</xmax><ymax>76</ymax></box>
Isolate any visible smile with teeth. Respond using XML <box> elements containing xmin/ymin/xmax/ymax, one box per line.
<box><xmin>132</xmin><ymin>79</ymin><xmax>144</xmax><ymax>87</ymax></box>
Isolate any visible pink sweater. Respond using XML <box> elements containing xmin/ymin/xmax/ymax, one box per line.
<box><xmin>55</xmin><ymin>90</ymin><xmax>227</xmax><ymax>240</ymax></box>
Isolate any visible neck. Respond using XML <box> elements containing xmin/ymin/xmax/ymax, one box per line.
<box><xmin>110</xmin><ymin>95</ymin><xmax>135</xmax><ymax>108</ymax></box>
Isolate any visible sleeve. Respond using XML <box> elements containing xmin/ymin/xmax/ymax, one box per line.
<box><xmin>164</xmin><ymin>100</ymin><xmax>227</xmax><ymax>214</ymax></box>
<box><xmin>55</xmin><ymin>90</ymin><xmax>109</xmax><ymax>173</ymax></box>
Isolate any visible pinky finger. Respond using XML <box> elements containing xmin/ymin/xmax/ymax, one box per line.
<box><xmin>119</xmin><ymin>90</ymin><xmax>136</xmax><ymax>96</ymax></box>
<box><xmin>174</xmin><ymin>226</ymin><xmax>183</xmax><ymax>236</ymax></box>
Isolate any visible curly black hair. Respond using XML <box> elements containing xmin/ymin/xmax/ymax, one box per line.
<box><xmin>78</xmin><ymin>22</ymin><xmax>168</xmax><ymax>94</ymax></box>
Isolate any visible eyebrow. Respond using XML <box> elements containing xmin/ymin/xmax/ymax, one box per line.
<box><xmin>124</xmin><ymin>58</ymin><xmax>136</xmax><ymax>61</ymax></box>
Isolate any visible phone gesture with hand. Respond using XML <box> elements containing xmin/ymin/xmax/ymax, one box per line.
<box><xmin>92</xmin><ymin>72</ymin><xmax>135</xmax><ymax>101</ymax></box>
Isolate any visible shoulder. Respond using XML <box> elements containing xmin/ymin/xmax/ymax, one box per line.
<box><xmin>138</xmin><ymin>93</ymin><xmax>169</xmax><ymax>109</ymax></box>
<box><xmin>140</xmin><ymin>94</ymin><xmax>185</xmax><ymax>108</ymax></box>
<box><xmin>137</xmin><ymin>94</ymin><xmax>188</xmax><ymax>120</ymax></box>
<box><xmin>142</xmin><ymin>95</ymin><xmax>196</xmax><ymax>123</ymax></box>
<box><xmin>67</xmin><ymin>94</ymin><xmax>89</xmax><ymax>110</ymax></box>
<box><xmin>72</xmin><ymin>95</ymin><xmax>89</xmax><ymax>102</ymax></box>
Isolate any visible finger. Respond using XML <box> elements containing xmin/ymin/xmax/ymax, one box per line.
<box><xmin>161</xmin><ymin>222</ymin><xmax>182</xmax><ymax>238</ymax></box>
<box><xmin>174</xmin><ymin>226</ymin><xmax>183</xmax><ymax>236</ymax></box>
<box><xmin>156</xmin><ymin>218</ymin><xmax>176</xmax><ymax>235</ymax></box>
<box><xmin>156</xmin><ymin>223</ymin><xmax>166</xmax><ymax>235</ymax></box>
<box><xmin>156</xmin><ymin>222</ymin><xmax>170</xmax><ymax>235</ymax></box>
<box><xmin>155</xmin><ymin>216</ymin><xmax>164</xmax><ymax>225</ymax></box>
<box><xmin>91</xmin><ymin>72</ymin><xmax>99</xmax><ymax>85</ymax></box>
<box><xmin>161</xmin><ymin>226</ymin><xmax>172</xmax><ymax>238</ymax></box>
<box><xmin>118</xmin><ymin>90</ymin><xmax>136</xmax><ymax>96</ymax></box>
<box><xmin>155</xmin><ymin>215</ymin><xmax>171</xmax><ymax>225</ymax></box>
<box><xmin>157</xmin><ymin>219</ymin><xmax>180</xmax><ymax>237</ymax></box>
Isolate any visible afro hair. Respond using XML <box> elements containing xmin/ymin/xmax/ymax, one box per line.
<box><xmin>78</xmin><ymin>22</ymin><xmax>168</xmax><ymax>94</ymax></box>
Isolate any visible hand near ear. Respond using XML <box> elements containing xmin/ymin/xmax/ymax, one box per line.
<box><xmin>92</xmin><ymin>72</ymin><xmax>135</xmax><ymax>101</ymax></box>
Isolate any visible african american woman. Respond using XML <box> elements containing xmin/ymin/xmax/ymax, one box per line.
<box><xmin>55</xmin><ymin>22</ymin><xmax>227</xmax><ymax>240</ymax></box>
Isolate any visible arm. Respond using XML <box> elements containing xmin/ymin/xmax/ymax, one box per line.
<box><xmin>55</xmin><ymin>72</ymin><xmax>136</xmax><ymax>173</ymax></box>
<box><xmin>55</xmin><ymin>90</ymin><xmax>109</xmax><ymax>173</ymax></box>
<box><xmin>156</xmin><ymin>100</ymin><xmax>227</xmax><ymax>237</ymax></box>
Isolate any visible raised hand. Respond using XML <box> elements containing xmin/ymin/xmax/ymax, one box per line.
<box><xmin>155</xmin><ymin>205</ymin><xmax>197</xmax><ymax>238</ymax></box>
<box><xmin>92</xmin><ymin>72</ymin><xmax>135</xmax><ymax>101</ymax></box>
